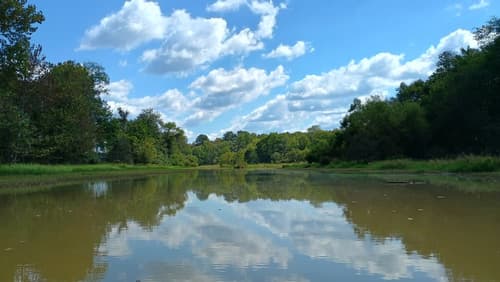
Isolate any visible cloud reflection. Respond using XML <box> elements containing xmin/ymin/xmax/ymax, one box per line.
<box><xmin>97</xmin><ymin>192</ymin><xmax>448</xmax><ymax>281</ymax></box>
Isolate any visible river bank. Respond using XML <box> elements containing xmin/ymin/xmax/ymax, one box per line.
<box><xmin>284</xmin><ymin>156</ymin><xmax>500</xmax><ymax>173</ymax></box>
<box><xmin>2</xmin><ymin>157</ymin><xmax>500</xmax><ymax>192</ymax></box>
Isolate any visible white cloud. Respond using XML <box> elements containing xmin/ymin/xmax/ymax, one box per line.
<box><xmin>249</xmin><ymin>0</ymin><xmax>283</xmax><ymax>39</ymax></box>
<box><xmin>208</xmin><ymin>0</ymin><xmax>284</xmax><ymax>39</ymax></box>
<box><xmin>105</xmin><ymin>80</ymin><xmax>190</xmax><ymax>121</ymax></box>
<box><xmin>222</xmin><ymin>28</ymin><xmax>264</xmax><ymax>55</ymax></box>
<box><xmin>82</xmin><ymin>0</ymin><xmax>284</xmax><ymax>74</ymax></box>
<box><xmin>184</xmin><ymin>65</ymin><xmax>288</xmax><ymax>126</ymax></box>
<box><xmin>469</xmin><ymin>0</ymin><xmax>490</xmax><ymax>10</ymax></box>
<box><xmin>207</xmin><ymin>0</ymin><xmax>247</xmax><ymax>12</ymax></box>
<box><xmin>190</xmin><ymin>65</ymin><xmax>288</xmax><ymax>109</ymax></box>
<box><xmin>264</xmin><ymin>41</ymin><xmax>314</xmax><ymax>60</ymax></box>
<box><xmin>184</xmin><ymin>111</ymin><xmax>221</xmax><ymax>127</ymax></box>
<box><xmin>143</xmin><ymin>0</ymin><xmax>286</xmax><ymax>74</ymax></box>
<box><xmin>105</xmin><ymin>66</ymin><xmax>288</xmax><ymax>128</ymax></box>
<box><xmin>79</xmin><ymin>0</ymin><xmax>167</xmax><ymax>51</ymax></box>
<box><xmin>286</xmin><ymin>29</ymin><xmax>477</xmax><ymax>108</ymax></box>
<box><xmin>141</xmin><ymin>10</ymin><xmax>266</xmax><ymax>74</ymax></box>
<box><xmin>219</xmin><ymin>95</ymin><xmax>313</xmax><ymax>135</ymax></box>
<box><xmin>141</xmin><ymin>10</ymin><xmax>229</xmax><ymax>74</ymax></box>
<box><xmin>107</xmin><ymin>79</ymin><xmax>133</xmax><ymax>101</ymax></box>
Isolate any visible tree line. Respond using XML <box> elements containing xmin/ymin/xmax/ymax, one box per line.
<box><xmin>319</xmin><ymin>18</ymin><xmax>500</xmax><ymax>163</ymax></box>
<box><xmin>1</xmin><ymin>1</ymin><xmax>498</xmax><ymax>166</ymax></box>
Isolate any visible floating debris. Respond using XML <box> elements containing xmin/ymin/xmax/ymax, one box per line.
<box><xmin>351</xmin><ymin>201</ymin><xmax>357</xmax><ymax>204</ymax></box>
<box><xmin>436</xmin><ymin>195</ymin><xmax>447</xmax><ymax>199</ymax></box>
<box><xmin>4</xmin><ymin>248</ymin><xmax>13</xmax><ymax>252</ymax></box>
<box><xmin>408</xmin><ymin>217</ymin><xmax>414</xmax><ymax>221</ymax></box>
<box><xmin>417</xmin><ymin>208</ymin><xmax>424</xmax><ymax>212</ymax></box>
<box><xmin>392</xmin><ymin>210</ymin><xmax>397</xmax><ymax>213</ymax></box>
<box><xmin>35</xmin><ymin>214</ymin><xmax>41</xmax><ymax>217</ymax></box>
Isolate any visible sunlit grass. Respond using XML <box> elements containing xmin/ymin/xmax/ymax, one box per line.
<box><xmin>286</xmin><ymin>156</ymin><xmax>500</xmax><ymax>173</ymax></box>
<box><xmin>0</xmin><ymin>163</ymin><xmax>181</xmax><ymax>176</ymax></box>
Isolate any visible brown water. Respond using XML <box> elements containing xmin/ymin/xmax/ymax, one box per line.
<box><xmin>0</xmin><ymin>170</ymin><xmax>499</xmax><ymax>282</ymax></box>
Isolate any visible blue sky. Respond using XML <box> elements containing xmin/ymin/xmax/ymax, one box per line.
<box><xmin>29</xmin><ymin>0</ymin><xmax>496</xmax><ymax>140</ymax></box>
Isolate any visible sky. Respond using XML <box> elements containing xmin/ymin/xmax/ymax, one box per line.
<box><xmin>29</xmin><ymin>0</ymin><xmax>497</xmax><ymax>140</ymax></box>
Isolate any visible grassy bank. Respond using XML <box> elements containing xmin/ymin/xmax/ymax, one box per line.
<box><xmin>0</xmin><ymin>164</ymin><xmax>187</xmax><ymax>191</ymax></box>
<box><xmin>2</xmin><ymin>157</ymin><xmax>500</xmax><ymax>192</ymax></box>
<box><xmin>284</xmin><ymin>156</ymin><xmax>500</xmax><ymax>173</ymax></box>
<box><xmin>0</xmin><ymin>163</ymin><xmax>185</xmax><ymax>176</ymax></box>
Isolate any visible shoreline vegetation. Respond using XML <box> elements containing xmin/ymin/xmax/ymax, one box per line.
<box><xmin>2</xmin><ymin>156</ymin><xmax>500</xmax><ymax>192</ymax></box>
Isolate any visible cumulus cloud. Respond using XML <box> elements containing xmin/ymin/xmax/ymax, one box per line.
<box><xmin>248</xmin><ymin>0</ymin><xmax>283</xmax><ymax>39</ymax></box>
<box><xmin>264</xmin><ymin>41</ymin><xmax>314</xmax><ymax>60</ymax></box>
<box><xmin>469</xmin><ymin>0</ymin><xmax>490</xmax><ymax>10</ymax></box>
<box><xmin>141</xmin><ymin>9</ymin><xmax>273</xmax><ymax>74</ymax></box>
<box><xmin>140</xmin><ymin>10</ymin><xmax>231</xmax><ymax>74</ymax></box>
<box><xmin>221</xmin><ymin>95</ymin><xmax>345</xmax><ymax>136</ymax></box>
<box><xmin>208</xmin><ymin>0</ymin><xmax>285</xmax><ymax>39</ymax></box>
<box><xmin>81</xmin><ymin>0</ymin><xmax>284</xmax><ymax>74</ymax></box>
<box><xmin>142</xmin><ymin>0</ymin><xmax>285</xmax><ymax>74</ymax></box>
<box><xmin>184</xmin><ymin>65</ymin><xmax>288</xmax><ymax>126</ymax></box>
<box><xmin>190</xmin><ymin>65</ymin><xmax>288</xmax><ymax>109</ymax></box>
<box><xmin>107</xmin><ymin>79</ymin><xmax>133</xmax><ymax>101</ymax></box>
<box><xmin>288</xmin><ymin>29</ymin><xmax>477</xmax><ymax>107</ymax></box>
<box><xmin>207</xmin><ymin>0</ymin><xmax>247</xmax><ymax>12</ymax></box>
<box><xmin>79</xmin><ymin>0</ymin><xmax>166</xmax><ymax>51</ymax></box>
<box><xmin>105</xmin><ymin>66</ymin><xmax>288</xmax><ymax>128</ymax></box>
<box><xmin>105</xmin><ymin>80</ymin><xmax>190</xmax><ymax>121</ymax></box>
<box><xmin>216</xmin><ymin>29</ymin><xmax>478</xmax><ymax>137</ymax></box>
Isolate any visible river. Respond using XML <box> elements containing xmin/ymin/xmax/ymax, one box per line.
<box><xmin>1</xmin><ymin>170</ymin><xmax>499</xmax><ymax>281</ymax></box>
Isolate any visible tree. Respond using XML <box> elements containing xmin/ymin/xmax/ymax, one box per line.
<box><xmin>395</xmin><ymin>80</ymin><xmax>429</xmax><ymax>103</ymax></box>
<box><xmin>219</xmin><ymin>151</ymin><xmax>236</xmax><ymax>167</ymax></box>
<box><xmin>474</xmin><ymin>17</ymin><xmax>500</xmax><ymax>47</ymax></box>
<box><xmin>194</xmin><ymin>134</ymin><xmax>209</xmax><ymax>146</ymax></box>
<box><xmin>0</xmin><ymin>0</ymin><xmax>45</xmax><ymax>82</ymax></box>
<box><xmin>256</xmin><ymin>133</ymin><xmax>287</xmax><ymax>163</ymax></box>
<box><xmin>336</xmin><ymin>97</ymin><xmax>429</xmax><ymax>161</ymax></box>
<box><xmin>0</xmin><ymin>0</ymin><xmax>44</xmax><ymax>163</ymax></box>
<box><xmin>306</xmin><ymin>128</ymin><xmax>336</xmax><ymax>164</ymax></box>
<box><xmin>30</xmin><ymin>61</ymin><xmax>110</xmax><ymax>162</ymax></box>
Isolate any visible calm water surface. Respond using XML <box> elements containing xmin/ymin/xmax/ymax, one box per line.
<box><xmin>1</xmin><ymin>170</ymin><xmax>499</xmax><ymax>282</ymax></box>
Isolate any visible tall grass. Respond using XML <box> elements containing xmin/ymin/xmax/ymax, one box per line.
<box><xmin>318</xmin><ymin>156</ymin><xmax>500</xmax><ymax>173</ymax></box>
<box><xmin>371</xmin><ymin>156</ymin><xmax>500</xmax><ymax>172</ymax></box>
<box><xmin>0</xmin><ymin>163</ymin><xmax>178</xmax><ymax>176</ymax></box>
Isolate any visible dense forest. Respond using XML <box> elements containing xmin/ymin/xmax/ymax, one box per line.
<box><xmin>1</xmin><ymin>1</ymin><xmax>499</xmax><ymax>167</ymax></box>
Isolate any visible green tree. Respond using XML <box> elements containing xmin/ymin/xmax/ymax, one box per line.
<box><xmin>194</xmin><ymin>134</ymin><xmax>209</xmax><ymax>146</ymax></box>
<box><xmin>0</xmin><ymin>0</ymin><xmax>44</xmax><ymax>163</ymax></box>
<box><xmin>0</xmin><ymin>0</ymin><xmax>44</xmax><ymax>82</ymax></box>
<box><xmin>26</xmin><ymin>61</ymin><xmax>111</xmax><ymax>163</ymax></box>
